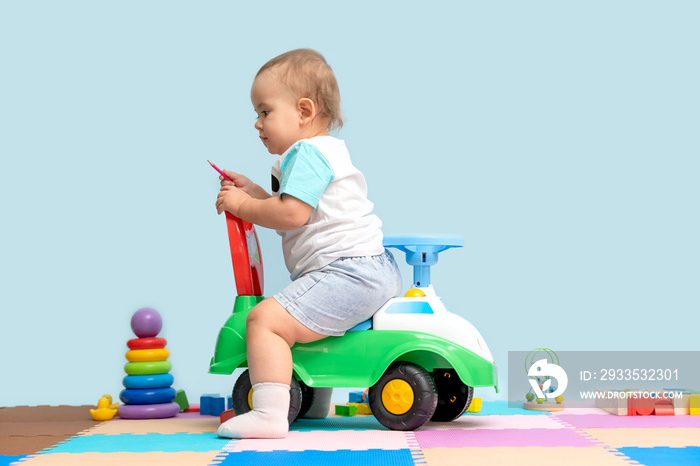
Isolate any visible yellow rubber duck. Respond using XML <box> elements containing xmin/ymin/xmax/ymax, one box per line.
<box><xmin>90</xmin><ymin>394</ymin><xmax>120</xmax><ymax>421</ymax></box>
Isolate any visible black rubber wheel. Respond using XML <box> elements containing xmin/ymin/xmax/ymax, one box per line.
<box><xmin>297</xmin><ymin>380</ymin><xmax>316</xmax><ymax>419</ymax></box>
<box><xmin>430</xmin><ymin>369</ymin><xmax>474</xmax><ymax>421</ymax></box>
<box><xmin>231</xmin><ymin>369</ymin><xmax>302</xmax><ymax>424</ymax></box>
<box><xmin>369</xmin><ymin>362</ymin><xmax>437</xmax><ymax>431</ymax></box>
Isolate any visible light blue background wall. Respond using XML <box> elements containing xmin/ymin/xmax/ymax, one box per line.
<box><xmin>1</xmin><ymin>1</ymin><xmax>698</xmax><ymax>407</ymax></box>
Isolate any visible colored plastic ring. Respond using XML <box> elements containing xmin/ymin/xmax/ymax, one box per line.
<box><xmin>125</xmin><ymin>348</ymin><xmax>170</xmax><ymax>362</ymax></box>
<box><xmin>123</xmin><ymin>374</ymin><xmax>174</xmax><ymax>389</ymax></box>
<box><xmin>120</xmin><ymin>387</ymin><xmax>176</xmax><ymax>405</ymax></box>
<box><xmin>127</xmin><ymin>337</ymin><xmax>167</xmax><ymax>350</ymax></box>
<box><xmin>124</xmin><ymin>360</ymin><xmax>172</xmax><ymax>375</ymax></box>
<box><xmin>117</xmin><ymin>402</ymin><xmax>179</xmax><ymax>419</ymax></box>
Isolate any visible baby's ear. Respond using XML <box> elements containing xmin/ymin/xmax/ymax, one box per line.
<box><xmin>297</xmin><ymin>98</ymin><xmax>316</xmax><ymax>125</ymax></box>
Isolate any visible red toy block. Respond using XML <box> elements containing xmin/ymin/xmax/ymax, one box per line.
<box><xmin>628</xmin><ymin>396</ymin><xmax>674</xmax><ymax>416</ymax></box>
<box><xmin>654</xmin><ymin>402</ymin><xmax>674</xmax><ymax>416</ymax></box>
<box><xmin>220</xmin><ymin>409</ymin><xmax>237</xmax><ymax>423</ymax></box>
<box><xmin>628</xmin><ymin>396</ymin><xmax>654</xmax><ymax>416</ymax></box>
<box><xmin>184</xmin><ymin>404</ymin><xmax>200</xmax><ymax>413</ymax></box>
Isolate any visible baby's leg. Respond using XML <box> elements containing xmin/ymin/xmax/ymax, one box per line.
<box><xmin>217</xmin><ymin>298</ymin><xmax>327</xmax><ymax>439</ymax></box>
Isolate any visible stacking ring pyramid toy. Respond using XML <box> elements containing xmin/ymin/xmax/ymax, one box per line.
<box><xmin>117</xmin><ymin>307</ymin><xmax>179</xmax><ymax>419</ymax></box>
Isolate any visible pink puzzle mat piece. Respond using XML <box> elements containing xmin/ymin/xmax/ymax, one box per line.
<box><xmin>414</xmin><ymin>428</ymin><xmax>597</xmax><ymax>448</ymax></box>
<box><xmin>229</xmin><ymin>429</ymin><xmax>410</xmax><ymax>452</ymax></box>
<box><xmin>555</xmin><ymin>414</ymin><xmax>700</xmax><ymax>429</ymax></box>
<box><xmin>556</xmin><ymin>408</ymin><xmax>612</xmax><ymax>415</ymax></box>
<box><xmin>423</xmin><ymin>414</ymin><xmax>567</xmax><ymax>430</ymax></box>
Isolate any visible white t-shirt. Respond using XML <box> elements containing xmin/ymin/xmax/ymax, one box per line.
<box><xmin>271</xmin><ymin>136</ymin><xmax>384</xmax><ymax>280</ymax></box>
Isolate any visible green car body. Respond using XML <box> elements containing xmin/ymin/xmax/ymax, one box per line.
<box><xmin>209</xmin><ymin>295</ymin><xmax>498</xmax><ymax>393</ymax></box>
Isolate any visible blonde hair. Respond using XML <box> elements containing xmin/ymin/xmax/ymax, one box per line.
<box><xmin>256</xmin><ymin>49</ymin><xmax>343</xmax><ymax>131</ymax></box>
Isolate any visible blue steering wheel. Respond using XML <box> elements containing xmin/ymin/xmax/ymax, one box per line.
<box><xmin>383</xmin><ymin>234</ymin><xmax>463</xmax><ymax>287</ymax></box>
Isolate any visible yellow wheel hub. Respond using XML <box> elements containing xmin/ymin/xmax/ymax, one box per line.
<box><xmin>382</xmin><ymin>379</ymin><xmax>414</xmax><ymax>415</ymax></box>
<box><xmin>248</xmin><ymin>388</ymin><xmax>254</xmax><ymax>409</ymax></box>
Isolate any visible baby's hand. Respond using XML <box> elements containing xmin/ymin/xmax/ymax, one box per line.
<box><xmin>216</xmin><ymin>185</ymin><xmax>249</xmax><ymax>216</ymax></box>
<box><xmin>221</xmin><ymin>170</ymin><xmax>253</xmax><ymax>194</ymax></box>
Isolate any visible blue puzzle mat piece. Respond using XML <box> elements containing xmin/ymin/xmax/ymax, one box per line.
<box><xmin>218</xmin><ymin>449</ymin><xmax>415</xmax><ymax>466</ymax></box>
<box><xmin>618</xmin><ymin>447</ymin><xmax>700</xmax><ymax>466</ymax></box>
<box><xmin>0</xmin><ymin>455</ymin><xmax>28</xmax><ymax>466</ymax></box>
<box><xmin>290</xmin><ymin>401</ymin><xmax>547</xmax><ymax>432</ymax></box>
<box><xmin>467</xmin><ymin>401</ymin><xmax>550</xmax><ymax>415</ymax></box>
<box><xmin>44</xmin><ymin>433</ymin><xmax>231</xmax><ymax>453</ymax></box>
<box><xmin>291</xmin><ymin>416</ymin><xmax>387</xmax><ymax>431</ymax></box>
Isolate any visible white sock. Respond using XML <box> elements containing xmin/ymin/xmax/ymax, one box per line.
<box><xmin>217</xmin><ymin>382</ymin><xmax>290</xmax><ymax>439</ymax></box>
<box><xmin>302</xmin><ymin>387</ymin><xmax>333</xmax><ymax>419</ymax></box>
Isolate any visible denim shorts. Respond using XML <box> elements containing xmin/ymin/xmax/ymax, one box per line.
<box><xmin>273</xmin><ymin>249</ymin><xmax>403</xmax><ymax>336</ymax></box>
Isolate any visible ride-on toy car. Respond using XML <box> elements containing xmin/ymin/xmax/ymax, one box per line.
<box><xmin>209</xmin><ymin>212</ymin><xmax>498</xmax><ymax>431</ymax></box>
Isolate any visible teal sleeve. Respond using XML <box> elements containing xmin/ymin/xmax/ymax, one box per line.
<box><xmin>279</xmin><ymin>142</ymin><xmax>335</xmax><ymax>208</ymax></box>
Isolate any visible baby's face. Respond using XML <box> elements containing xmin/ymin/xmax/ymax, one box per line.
<box><xmin>251</xmin><ymin>71</ymin><xmax>302</xmax><ymax>155</ymax></box>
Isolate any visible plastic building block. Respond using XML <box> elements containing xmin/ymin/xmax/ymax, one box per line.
<box><xmin>654</xmin><ymin>402</ymin><xmax>674</xmax><ymax>416</ymax></box>
<box><xmin>220</xmin><ymin>408</ymin><xmax>237</xmax><ymax>423</ymax></box>
<box><xmin>184</xmin><ymin>404</ymin><xmax>200</xmax><ymax>413</ymax></box>
<box><xmin>199</xmin><ymin>394</ymin><xmax>218</xmax><ymax>415</ymax></box>
<box><xmin>200</xmin><ymin>394</ymin><xmax>226</xmax><ymax>416</ymax></box>
<box><xmin>595</xmin><ymin>389</ymin><xmax>629</xmax><ymax>415</ymax></box>
<box><xmin>211</xmin><ymin>397</ymin><xmax>226</xmax><ymax>416</ymax></box>
<box><xmin>690</xmin><ymin>394</ymin><xmax>700</xmax><ymax>415</ymax></box>
<box><xmin>349</xmin><ymin>391</ymin><xmax>366</xmax><ymax>403</ymax></box>
<box><xmin>347</xmin><ymin>402</ymin><xmax>372</xmax><ymax>415</ymax></box>
<box><xmin>174</xmin><ymin>389</ymin><xmax>189</xmax><ymax>412</ymax></box>
<box><xmin>467</xmin><ymin>397</ymin><xmax>482</xmax><ymax>413</ymax></box>
<box><xmin>666</xmin><ymin>389</ymin><xmax>694</xmax><ymax>415</ymax></box>
<box><xmin>335</xmin><ymin>404</ymin><xmax>358</xmax><ymax>416</ymax></box>
<box><xmin>219</xmin><ymin>409</ymin><xmax>236</xmax><ymax>424</ymax></box>
<box><xmin>628</xmin><ymin>396</ymin><xmax>655</xmax><ymax>416</ymax></box>
<box><xmin>628</xmin><ymin>396</ymin><xmax>675</xmax><ymax>416</ymax></box>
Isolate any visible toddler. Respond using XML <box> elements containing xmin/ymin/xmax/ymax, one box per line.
<box><xmin>215</xmin><ymin>49</ymin><xmax>402</xmax><ymax>439</ymax></box>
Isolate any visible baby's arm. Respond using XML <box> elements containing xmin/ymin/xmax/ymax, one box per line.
<box><xmin>216</xmin><ymin>186</ymin><xmax>312</xmax><ymax>231</ymax></box>
<box><xmin>220</xmin><ymin>169</ymin><xmax>271</xmax><ymax>200</ymax></box>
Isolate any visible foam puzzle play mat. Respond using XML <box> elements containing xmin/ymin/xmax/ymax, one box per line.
<box><xmin>2</xmin><ymin>401</ymin><xmax>699</xmax><ymax>466</ymax></box>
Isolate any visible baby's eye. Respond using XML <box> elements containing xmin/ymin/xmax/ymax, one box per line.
<box><xmin>261</xmin><ymin>111</ymin><xmax>269</xmax><ymax>116</ymax></box>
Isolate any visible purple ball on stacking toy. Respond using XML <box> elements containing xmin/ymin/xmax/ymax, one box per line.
<box><xmin>131</xmin><ymin>307</ymin><xmax>163</xmax><ymax>338</ymax></box>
